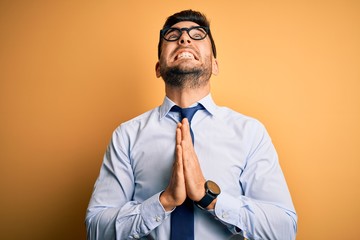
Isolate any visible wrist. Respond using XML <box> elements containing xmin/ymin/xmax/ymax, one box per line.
<box><xmin>159</xmin><ymin>191</ymin><xmax>177</xmax><ymax>211</ymax></box>
<box><xmin>194</xmin><ymin>180</ymin><xmax>221</xmax><ymax>209</ymax></box>
<box><xmin>206</xmin><ymin>198</ymin><xmax>217</xmax><ymax>210</ymax></box>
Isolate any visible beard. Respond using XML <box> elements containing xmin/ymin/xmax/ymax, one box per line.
<box><xmin>159</xmin><ymin>60</ymin><xmax>212</xmax><ymax>89</ymax></box>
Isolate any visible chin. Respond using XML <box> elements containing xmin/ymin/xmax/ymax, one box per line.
<box><xmin>175</xmin><ymin>62</ymin><xmax>202</xmax><ymax>72</ymax></box>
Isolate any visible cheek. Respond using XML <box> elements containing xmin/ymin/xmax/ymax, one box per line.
<box><xmin>198</xmin><ymin>42</ymin><xmax>213</xmax><ymax>58</ymax></box>
<box><xmin>160</xmin><ymin>43</ymin><xmax>175</xmax><ymax>56</ymax></box>
<box><xmin>159</xmin><ymin>51</ymin><xmax>171</xmax><ymax>64</ymax></box>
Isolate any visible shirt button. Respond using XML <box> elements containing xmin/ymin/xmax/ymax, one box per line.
<box><xmin>222</xmin><ymin>212</ymin><xmax>228</xmax><ymax>219</ymax></box>
<box><xmin>155</xmin><ymin>216</ymin><xmax>161</xmax><ymax>222</ymax></box>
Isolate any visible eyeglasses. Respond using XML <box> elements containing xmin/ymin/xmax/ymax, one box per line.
<box><xmin>160</xmin><ymin>26</ymin><xmax>209</xmax><ymax>42</ymax></box>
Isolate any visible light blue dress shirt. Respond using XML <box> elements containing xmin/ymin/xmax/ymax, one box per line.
<box><xmin>86</xmin><ymin>94</ymin><xmax>297</xmax><ymax>240</ymax></box>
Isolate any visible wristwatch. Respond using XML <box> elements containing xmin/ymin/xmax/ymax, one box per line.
<box><xmin>195</xmin><ymin>180</ymin><xmax>221</xmax><ymax>209</ymax></box>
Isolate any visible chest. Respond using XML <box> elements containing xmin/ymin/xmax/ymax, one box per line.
<box><xmin>129</xmin><ymin>117</ymin><xmax>248</xmax><ymax>200</ymax></box>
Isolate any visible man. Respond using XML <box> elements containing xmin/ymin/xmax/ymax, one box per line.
<box><xmin>86</xmin><ymin>10</ymin><xmax>297</xmax><ymax>240</ymax></box>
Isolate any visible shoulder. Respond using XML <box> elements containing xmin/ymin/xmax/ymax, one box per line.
<box><xmin>214</xmin><ymin>106</ymin><xmax>270</xmax><ymax>143</ymax></box>
<box><xmin>215</xmin><ymin>106</ymin><xmax>265</xmax><ymax>128</ymax></box>
<box><xmin>113</xmin><ymin>106</ymin><xmax>160</xmax><ymax>134</ymax></box>
<box><xmin>108</xmin><ymin>107</ymin><xmax>160</xmax><ymax>148</ymax></box>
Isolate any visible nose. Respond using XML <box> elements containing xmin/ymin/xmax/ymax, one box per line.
<box><xmin>178</xmin><ymin>30</ymin><xmax>192</xmax><ymax>45</ymax></box>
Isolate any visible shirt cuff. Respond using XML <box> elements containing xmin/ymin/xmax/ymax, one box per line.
<box><xmin>139</xmin><ymin>192</ymin><xmax>172</xmax><ymax>229</ymax></box>
<box><xmin>214</xmin><ymin>192</ymin><xmax>249</xmax><ymax>235</ymax></box>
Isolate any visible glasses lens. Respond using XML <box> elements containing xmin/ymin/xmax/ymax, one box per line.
<box><xmin>163</xmin><ymin>28</ymin><xmax>181</xmax><ymax>41</ymax></box>
<box><xmin>189</xmin><ymin>27</ymin><xmax>208</xmax><ymax>40</ymax></box>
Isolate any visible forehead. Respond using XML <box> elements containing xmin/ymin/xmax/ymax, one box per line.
<box><xmin>170</xmin><ymin>21</ymin><xmax>200</xmax><ymax>29</ymax></box>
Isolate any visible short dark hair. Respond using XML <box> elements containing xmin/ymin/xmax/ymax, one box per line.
<box><xmin>158</xmin><ymin>10</ymin><xmax>217</xmax><ymax>59</ymax></box>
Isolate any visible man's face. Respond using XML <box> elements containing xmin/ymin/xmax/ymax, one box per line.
<box><xmin>156</xmin><ymin>21</ymin><xmax>218</xmax><ymax>88</ymax></box>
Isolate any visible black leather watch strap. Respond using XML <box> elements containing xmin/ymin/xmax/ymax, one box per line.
<box><xmin>195</xmin><ymin>194</ymin><xmax>216</xmax><ymax>209</ymax></box>
<box><xmin>194</xmin><ymin>180</ymin><xmax>220</xmax><ymax>209</ymax></box>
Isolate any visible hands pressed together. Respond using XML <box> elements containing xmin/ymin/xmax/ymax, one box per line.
<box><xmin>160</xmin><ymin>118</ymin><xmax>216</xmax><ymax>211</ymax></box>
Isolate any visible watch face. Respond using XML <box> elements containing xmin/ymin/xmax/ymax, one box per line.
<box><xmin>206</xmin><ymin>180</ymin><xmax>221</xmax><ymax>195</ymax></box>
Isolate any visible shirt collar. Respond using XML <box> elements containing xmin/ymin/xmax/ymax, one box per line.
<box><xmin>159</xmin><ymin>94</ymin><xmax>217</xmax><ymax>120</ymax></box>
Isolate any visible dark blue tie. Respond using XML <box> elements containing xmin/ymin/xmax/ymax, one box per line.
<box><xmin>170</xmin><ymin>104</ymin><xmax>205</xmax><ymax>240</ymax></box>
<box><xmin>171</xmin><ymin>104</ymin><xmax>205</xmax><ymax>144</ymax></box>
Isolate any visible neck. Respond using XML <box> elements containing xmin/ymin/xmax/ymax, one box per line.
<box><xmin>165</xmin><ymin>83</ymin><xmax>210</xmax><ymax>108</ymax></box>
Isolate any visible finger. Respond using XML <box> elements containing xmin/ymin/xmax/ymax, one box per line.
<box><xmin>180</xmin><ymin>118</ymin><xmax>195</xmax><ymax>163</ymax></box>
<box><xmin>181</xmin><ymin>138</ymin><xmax>193</xmax><ymax>166</ymax></box>
<box><xmin>176</xmin><ymin>123</ymin><xmax>182</xmax><ymax>145</ymax></box>
<box><xmin>172</xmin><ymin>144</ymin><xmax>184</xmax><ymax>187</ymax></box>
<box><xmin>175</xmin><ymin>144</ymin><xmax>183</xmax><ymax>168</ymax></box>
<box><xmin>181</xmin><ymin>118</ymin><xmax>192</xmax><ymax>142</ymax></box>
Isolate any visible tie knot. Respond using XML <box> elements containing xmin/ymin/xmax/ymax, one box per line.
<box><xmin>171</xmin><ymin>104</ymin><xmax>205</xmax><ymax>123</ymax></box>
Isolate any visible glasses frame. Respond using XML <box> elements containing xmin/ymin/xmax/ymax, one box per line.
<box><xmin>160</xmin><ymin>26</ymin><xmax>210</xmax><ymax>42</ymax></box>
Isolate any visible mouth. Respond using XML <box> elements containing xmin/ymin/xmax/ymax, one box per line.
<box><xmin>174</xmin><ymin>51</ymin><xmax>199</xmax><ymax>61</ymax></box>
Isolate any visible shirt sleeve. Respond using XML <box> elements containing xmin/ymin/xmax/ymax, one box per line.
<box><xmin>85</xmin><ymin>127</ymin><xmax>171</xmax><ymax>240</ymax></box>
<box><xmin>213</xmin><ymin>121</ymin><xmax>297</xmax><ymax>240</ymax></box>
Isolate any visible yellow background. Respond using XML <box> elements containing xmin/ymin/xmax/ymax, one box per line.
<box><xmin>1</xmin><ymin>1</ymin><xmax>359</xmax><ymax>239</ymax></box>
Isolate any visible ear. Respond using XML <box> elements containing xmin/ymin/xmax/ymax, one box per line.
<box><xmin>212</xmin><ymin>58</ymin><xmax>219</xmax><ymax>76</ymax></box>
<box><xmin>155</xmin><ymin>61</ymin><xmax>161</xmax><ymax>78</ymax></box>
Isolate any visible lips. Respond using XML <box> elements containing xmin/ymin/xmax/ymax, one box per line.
<box><xmin>176</xmin><ymin>52</ymin><xmax>194</xmax><ymax>60</ymax></box>
<box><xmin>174</xmin><ymin>50</ymin><xmax>199</xmax><ymax>61</ymax></box>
